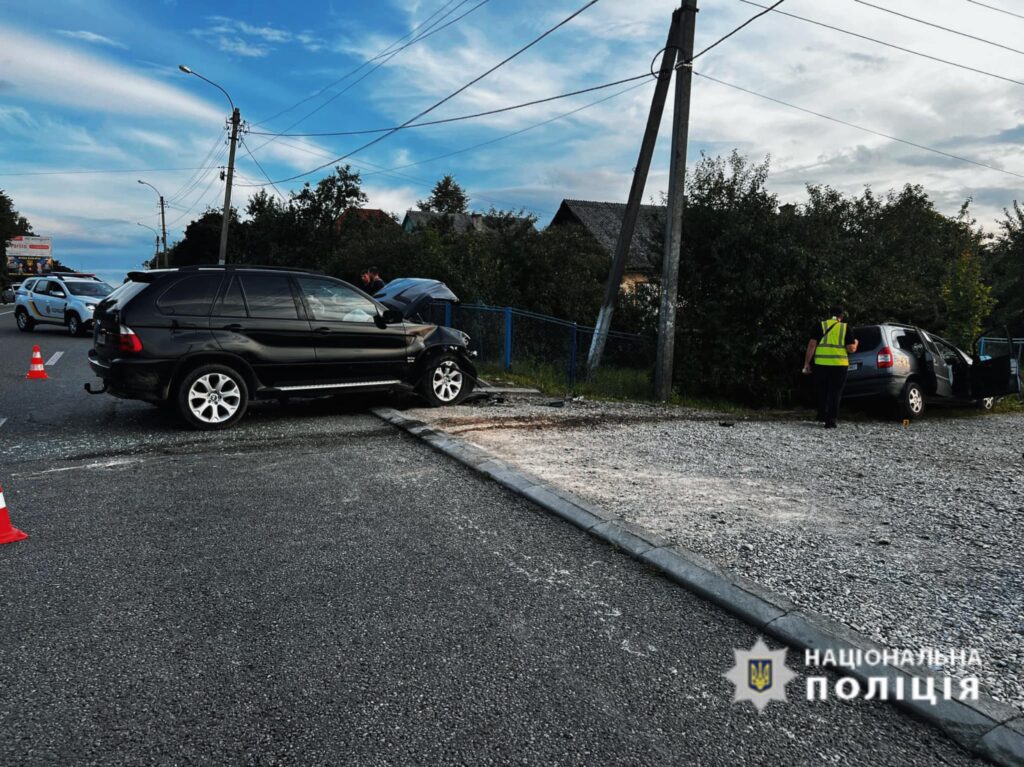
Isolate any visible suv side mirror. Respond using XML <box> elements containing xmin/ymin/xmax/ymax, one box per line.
<box><xmin>52</xmin><ymin>289</ymin><xmax>66</xmax><ymax>298</ymax></box>
<box><xmin>380</xmin><ymin>308</ymin><xmax>403</xmax><ymax>325</ymax></box>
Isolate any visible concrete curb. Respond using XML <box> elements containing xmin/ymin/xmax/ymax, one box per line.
<box><xmin>372</xmin><ymin>406</ymin><xmax>1024</xmax><ymax>767</ymax></box>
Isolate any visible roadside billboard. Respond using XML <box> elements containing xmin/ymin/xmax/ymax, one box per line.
<box><xmin>5</xmin><ymin>236</ymin><xmax>52</xmax><ymax>275</ymax></box>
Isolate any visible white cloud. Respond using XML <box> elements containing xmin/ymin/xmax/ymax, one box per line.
<box><xmin>214</xmin><ymin>36</ymin><xmax>269</xmax><ymax>58</ymax></box>
<box><xmin>56</xmin><ymin>29</ymin><xmax>126</xmax><ymax>49</ymax></box>
<box><xmin>0</xmin><ymin>24</ymin><xmax>222</xmax><ymax>123</ymax></box>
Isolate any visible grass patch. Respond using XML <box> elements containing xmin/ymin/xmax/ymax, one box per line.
<box><xmin>478</xmin><ymin>361</ymin><xmax>653</xmax><ymax>401</ymax></box>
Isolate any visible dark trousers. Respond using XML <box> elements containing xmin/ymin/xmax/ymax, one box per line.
<box><xmin>815</xmin><ymin>365</ymin><xmax>848</xmax><ymax>426</ymax></box>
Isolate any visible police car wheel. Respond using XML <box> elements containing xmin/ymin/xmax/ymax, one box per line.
<box><xmin>15</xmin><ymin>309</ymin><xmax>34</xmax><ymax>332</ymax></box>
<box><xmin>67</xmin><ymin>313</ymin><xmax>84</xmax><ymax>337</ymax></box>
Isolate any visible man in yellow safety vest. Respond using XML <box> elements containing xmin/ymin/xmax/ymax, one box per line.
<box><xmin>802</xmin><ymin>305</ymin><xmax>859</xmax><ymax>428</ymax></box>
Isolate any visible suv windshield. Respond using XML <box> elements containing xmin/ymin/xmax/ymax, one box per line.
<box><xmin>65</xmin><ymin>281</ymin><xmax>113</xmax><ymax>297</ymax></box>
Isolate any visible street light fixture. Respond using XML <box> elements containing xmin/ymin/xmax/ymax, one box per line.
<box><xmin>136</xmin><ymin>180</ymin><xmax>167</xmax><ymax>268</ymax></box>
<box><xmin>179</xmin><ymin>64</ymin><xmax>240</xmax><ymax>266</ymax></box>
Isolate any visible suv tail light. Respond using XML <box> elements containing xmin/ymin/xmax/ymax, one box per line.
<box><xmin>116</xmin><ymin>325</ymin><xmax>143</xmax><ymax>354</ymax></box>
<box><xmin>877</xmin><ymin>346</ymin><xmax>894</xmax><ymax>368</ymax></box>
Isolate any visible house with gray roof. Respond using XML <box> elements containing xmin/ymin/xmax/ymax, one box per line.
<box><xmin>548</xmin><ymin>199</ymin><xmax>665</xmax><ymax>287</ymax></box>
<box><xmin>402</xmin><ymin>210</ymin><xmax>534</xmax><ymax>234</ymax></box>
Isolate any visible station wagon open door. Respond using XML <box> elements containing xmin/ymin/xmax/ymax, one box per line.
<box><xmin>972</xmin><ymin>328</ymin><xmax>1022</xmax><ymax>399</ymax></box>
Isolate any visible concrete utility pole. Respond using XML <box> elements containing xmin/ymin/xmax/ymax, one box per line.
<box><xmin>219</xmin><ymin>107</ymin><xmax>240</xmax><ymax>266</ymax></box>
<box><xmin>654</xmin><ymin>0</ymin><xmax>698</xmax><ymax>401</ymax></box>
<box><xmin>178</xmin><ymin>65</ymin><xmax>238</xmax><ymax>266</ymax></box>
<box><xmin>586</xmin><ymin>10</ymin><xmax>682</xmax><ymax>377</ymax></box>
<box><xmin>137</xmin><ymin>181</ymin><xmax>168</xmax><ymax>268</ymax></box>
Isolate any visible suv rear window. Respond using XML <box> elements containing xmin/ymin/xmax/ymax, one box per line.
<box><xmin>102</xmin><ymin>281</ymin><xmax>148</xmax><ymax>309</ymax></box>
<box><xmin>852</xmin><ymin>326</ymin><xmax>881</xmax><ymax>351</ymax></box>
<box><xmin>157</xmin><ymin>274</ymin><xmax>223</xmax><ymax>316</ymax></box>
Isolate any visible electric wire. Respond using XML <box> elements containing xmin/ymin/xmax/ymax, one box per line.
<box><xmin>690</xmin><ymin>0</ymin><xmax>785</xmax><ymax>61</ymax></box>
<box><xmin>693</xmin><ymin>70</ymin><xmax>1024</xmax><ymax>180</ymax></box>
<box><xmin>252</xmin><ymin>0</ymin><xmax>463</xmax><ymax>128</ymax></box>
<box><xmin>167</xmin><ymin>128</ymin><xmax>228</xmax><ymax>204</ymax></box>
<box><xmin>966</xmin><ymin>0</ymin><xmax>1024</xmax><ymax>21</ymax></box>
<box><xmin>240</xmin><ymin>138</ymin><xmax>286</xmax><ymax>200</ymax></box>
<box><xmin>0</xmin><ymin>167</ymin><xmax>216</xmax><ymax>178</ymax></box>
<box><xmin>246</xmin><ymin>0</ymin><xmax>603</xmax><ymax>187</ymax></box>
<box><xmin>854</xmin><ymin>0</ymin><xmax>1024</xmax><ymax>56</ymax></box>
<box><xmin>739</xmin><ymin>0</ymin><xmax>1024</xmax><ymax>87</ymax></box>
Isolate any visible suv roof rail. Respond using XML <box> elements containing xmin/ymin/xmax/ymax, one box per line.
<box><xmin>176</xmin><ymin>264</ymin><xmax>325</xmax><ymax>275</ymax></box>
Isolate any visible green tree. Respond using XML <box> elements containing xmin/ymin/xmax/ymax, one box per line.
<box><xmin>988</xmin><ymin>201</ymin><xmax>1024</xmax><ymax>334</ymax></box>
<box><xmin>942</xmin><ymin>249</ymin><xmax>995</xmax><ymax>349</ymax></box>
<box><xmin>417</xmin><ymin>174</ymin><xmax>470</xmax><ymax>215</ymax></box>
<box><xmin>0</xmin><ymin>189</ymin><xmax>34</xmax><ymax>287</ymax></box>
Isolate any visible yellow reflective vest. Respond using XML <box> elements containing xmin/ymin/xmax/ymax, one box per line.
<box><xmin>814</xmin><ymin>317</ymin><xmax>849</xmax><ymax>367</ymax></box>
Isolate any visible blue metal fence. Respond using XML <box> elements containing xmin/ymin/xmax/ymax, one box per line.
<box><xmin>425</xmin><ymin>302</ymin><xmax>653</xmax><ymax>387</ymax></box>
<box><xmin>978</xmin><ymin>337</ymin><xmax>1024</xmax><ymax>361</ymax></box>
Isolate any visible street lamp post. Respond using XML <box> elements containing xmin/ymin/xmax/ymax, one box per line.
<box><xmin>136</xmin><ymin>180</ymin><xmax>167</xmax><ymax>268</ymax></box>
<box><xmin>137</xmin><ymin>222</ymin><xmax>160</xmax><ymax>268</ymax></box>
<box><xmin>179</xmin><ymin>65</ymin><xmax>239</xmax><ymax>266</ymax></box>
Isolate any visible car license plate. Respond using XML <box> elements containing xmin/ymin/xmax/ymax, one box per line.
<box><xmin>97</xmin><ymin>329</ymin><xmax>108</xmax><ymax>344</ymax></box>
<box><xmin>849</xmin><ymin>362</ymin><xmax>861</xmax><ymax>371</ymax></box>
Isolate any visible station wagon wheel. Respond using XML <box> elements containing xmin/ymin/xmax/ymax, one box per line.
<box><xmin>420</xmin><ymin>354</ymin><xmax>472</xmax><ymax>407</ymax></box>
<box><xmin>176</xmin><ymin>364</ymin><xmax>248</xmax><ymax>430</ymax></box>
<box><xmin>899</xmin><ymin>381</ymin><xmax>925</xmax><ymax>420</ymax></box>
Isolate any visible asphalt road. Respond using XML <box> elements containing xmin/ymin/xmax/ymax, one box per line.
<box><xmin>0</xmin><ymin>317</ymin><xmax>986</xmax><ymax>765</ymax></box>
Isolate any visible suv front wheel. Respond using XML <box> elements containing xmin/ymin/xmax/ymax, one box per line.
<box><xmin>898</xmin><ymin>381</ymin><xmax>925</xmax><ymax>420</ymax></box>
<box><xmin>176</xmin><ymin>364</ymin><xmax>249</xmax><ymax>430</ymax></box>
<box><xmin>420</xmin><ymin>355</ymin><xmax>472</xmax><ymax>407</ymax></box>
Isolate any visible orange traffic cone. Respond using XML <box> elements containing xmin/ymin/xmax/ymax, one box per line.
<box><xmin>26</xmin><ymin>345</ymin><xmax>47</xmax><ymax>380</ymax></box>
<box><xmin>0</xmin><ymin>484</ymin><xmax>28</xmax><ymax>545</ymax></box>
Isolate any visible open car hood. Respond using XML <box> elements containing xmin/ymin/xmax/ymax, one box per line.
<box><xmin>374</xmin><ymin>278</ymin><xmax>459</xmax><ymax>320</ymax></box>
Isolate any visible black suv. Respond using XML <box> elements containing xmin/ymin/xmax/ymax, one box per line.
<box><xmin>844</xmin><ymin>323</ymin><xmax>1020</xmax><ymax>418</ymax></box>
<box><xmin>86</xmin><ymin>267</ymin><xmax>477</xmax><ymax>429</ymax></box>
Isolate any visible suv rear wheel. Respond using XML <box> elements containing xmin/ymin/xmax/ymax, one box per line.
<box><xmin>15</xmin><ymin>309</ymin><xmax>34</xmax><ymax>332</ymax></box>
<box><xmin>176</xmin><ymin>364</ymin><xmax>248</xmax><ymax>430</ymax></box>
<box><xmin>899</xmin><ymin>381</ymin><xmax>925</xmax><ymax>420</ymax></box>
<box><xmin>420</xmin><ymin>354</ymin><xmax>472</xmax><ymax>407</ymax></box>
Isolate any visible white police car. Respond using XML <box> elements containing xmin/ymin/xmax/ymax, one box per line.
<box><xmin>14</xmin><ymin>274</ymin><xmax>115</xmax><ymax>336</ymax></box>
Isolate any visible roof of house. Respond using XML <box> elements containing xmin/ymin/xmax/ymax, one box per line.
<box><xmin>402</xmin><ymin>209</ymin><xmax>534</xmax><ymax>234</ymax></box>
<box><xmin>549</xmin><ymin>199</ymin><xmax>665</xmax><ymax>273</ymax></box>
<box><xmin>336</xmin><ymin>208</ymin><xmax>398</xmax><ymax>228</ymax></box>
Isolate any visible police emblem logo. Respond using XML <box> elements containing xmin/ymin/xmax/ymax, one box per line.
<box><xmin>725</xmin><ymin>637</ymin><xmax>796</xmax><ymax>713</ymax></box>
<box><xmin>748</xmin><ymin>659</ymin><xmax>772</xmax><ymax>692</ymax></box>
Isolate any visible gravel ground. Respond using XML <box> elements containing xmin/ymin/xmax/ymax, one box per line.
<box><xmin>407</xmin><ymin>395</ymin><xmax>1024</xmax><ymax>713</ymax></box>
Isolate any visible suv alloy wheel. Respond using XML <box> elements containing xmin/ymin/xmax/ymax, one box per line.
<box><xmin>420</xmin><ymin>355</ymin><xmax>471</xmax><ymax>407</ymax></box>
<box><xmin>176</xmin><ymin>364</ymin><xmax>249</xmax><ymax>430</ymax></box>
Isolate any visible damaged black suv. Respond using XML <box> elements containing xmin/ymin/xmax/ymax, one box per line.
<box><xmin>86</xmin><ymin>266</ymin><xmax>476</xmax><ymax>429</ymax></box>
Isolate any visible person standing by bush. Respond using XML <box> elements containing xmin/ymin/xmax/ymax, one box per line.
<box><xmin>802</xmin><ymin>305</ymin><xmax>859</xmax><ymax>428</ymax></box>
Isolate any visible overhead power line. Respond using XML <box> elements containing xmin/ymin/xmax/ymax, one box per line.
<box><xmin>250</xmin><ymin>0</ymin><xmax>603</xmax><ymax>187</ymax></box>
<box><xmin>246</xmin><ymin>73</ymin><xmax>653</xmax><ymax>138</ymax></box>
<box><xmin>966</xmin><ymin>0</ymin><xmax>1024</xmax><ymax>21</ymax></box>
<box><xmin>0</xmin><ymin>167</ymin><xmax>215</xmax><ymax>178</ymax></box>
<box><xmin>739</xmin><ymin>0</ymin><xmax>1024</xmax><ymax>88</ymax></box>
<box><xmin>690</xmin><ymin>0</ymin><xmax>786</xmax><ymax>61</ymax></box>
<box><xmin>240</xmin><ymin>138</ymin><xmax>286</xmax><ymax>200</ymax></box>
<box><xmin>693</xmin><ymin>70</ymin><xmax>1024</xmax><ymax>180</ymax></box>
<box><xmin>253</xmin><ymin>0</ymin><xmax>464</xmax><ymax>127</ymax></box>
<box><xmin>854</xmin><ymin>0</ymin><xmax>1024</xmax><ymax>56</ymax></box>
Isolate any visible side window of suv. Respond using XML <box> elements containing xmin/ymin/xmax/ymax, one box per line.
<box><xmin>157</xmin><ymin>274</ymin><xmax>223</xmax><ymax>316</ymax></box>
<box><xmin>238</xmin><ymin>274</ymin><xmax>300</xmax><ymax>320</ymax></box>
<box><xmin>295</xmin><ymin>277</ymin><xmax>378</xmax><ymax>323</ymax></box>
<box><xmin>32</xmin><ymin>280</ymin><xmax>50</xmax><ymax>294</ymax></box>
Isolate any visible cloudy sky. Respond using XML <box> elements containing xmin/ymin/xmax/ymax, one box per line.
<box><xmin>1</xmin><ymin>0</ymin><xmax>1023</xmax><ymax>278</ymax></box>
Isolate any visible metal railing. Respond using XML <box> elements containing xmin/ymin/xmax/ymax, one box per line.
<box><xmin>425</xmin><ymin>302</ymin><xmax>654</xmax><ymax>387</ymax></box>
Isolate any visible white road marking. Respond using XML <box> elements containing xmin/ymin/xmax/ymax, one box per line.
<box><xmin>12</xmin><ymin>457</ymin><xmax>142</xmax><ymax>478</ymax></box>
<box><xmin>45</xmin><ymin>351</ymin><xmax>64</xmax><ymax>366</ymax></box>
<box><xmin>0</xmin><ymin>417</ymin><xmax>7</xmax><ymax>429</ymax></box>
<box><xmin>0</xmin><ymin>310</ymin><xmax>13</xmax><ymax>316</ymax></box>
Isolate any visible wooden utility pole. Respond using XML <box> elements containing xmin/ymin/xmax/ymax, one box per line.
<box><xmin>219</xmin><ymin>107</ymin><xmax>241</xmax><ymax>266</ymax></box>
<box><xmin>654</xmin><ymin>0</ymin><xmax>698</xmax><ymax>401</ymax></box>
<box><xmin>586</xmin><ymin>11</ymin><xmax>681</xmax><ymax>377</ymax></box>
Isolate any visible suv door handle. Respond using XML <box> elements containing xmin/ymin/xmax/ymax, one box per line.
<box><xmin>314</xmin><ymin>326</ymin><xmax>332</xmax><ymax>335</ymax></box>
<box><xmin>223</xmin><ymin>323</ymin><xmax>244</xmax><ymax>331</ymax></box>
